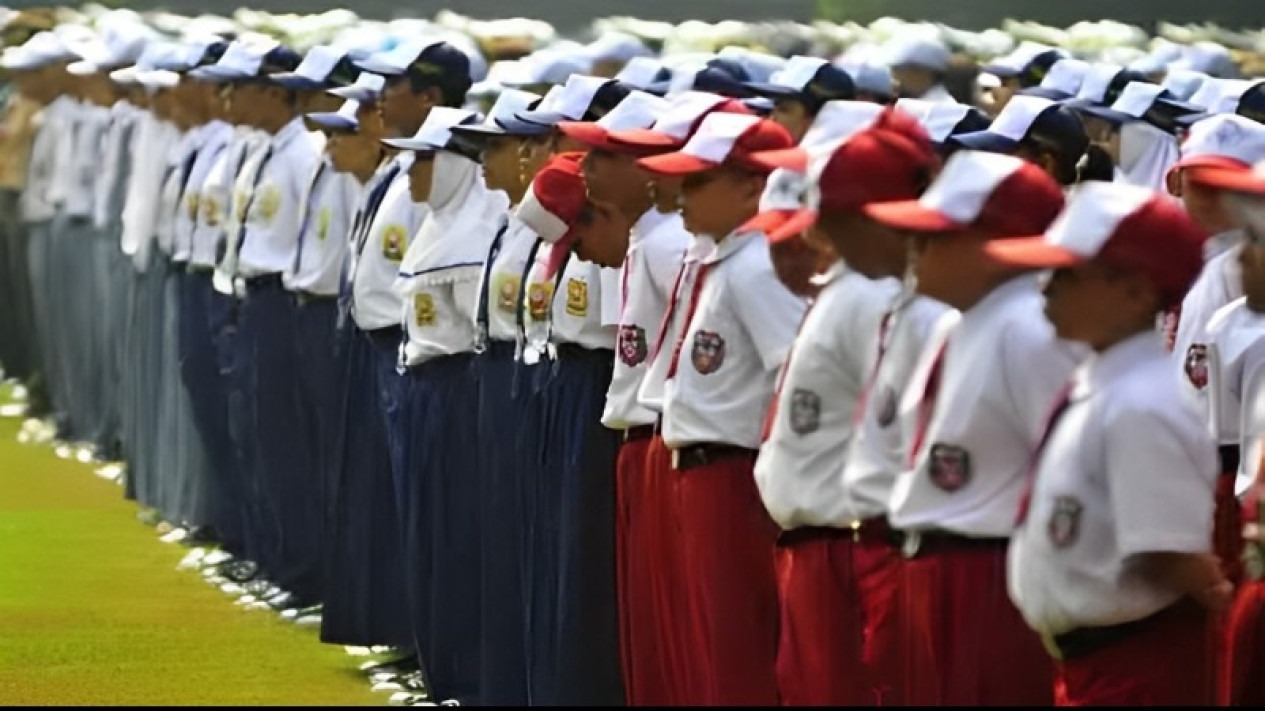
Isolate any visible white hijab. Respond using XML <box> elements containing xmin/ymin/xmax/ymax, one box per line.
<box><xmin>1116</xmin><ymin>121</ymin><xmax>1180</xmax><ymax>192</ymax></box>
<box><xmin>397</xmin><ymin>150</ymin><xmax>509</xmax><ymax>289</ymax></box>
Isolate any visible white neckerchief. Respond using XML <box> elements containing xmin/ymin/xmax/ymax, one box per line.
<box><xmin>1117</xmin><ymin>121</ymin><xmax>1179</xmax><ymax>192</ymax></box>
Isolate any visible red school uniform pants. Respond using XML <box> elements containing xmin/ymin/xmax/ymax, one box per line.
<box><xmin>774</xmin><ymin>522</ymin><xmax>905</xmax><ymax>706</ymax></box>
<box><xmin>672</xmin><ymin>448</ymin><xmax>781</xmax><ymax>706</ymax></box>
<box><xmin>901</xmin><ymin>540</ymin><xmax>1054</xmax><ymax>706</ymax></box>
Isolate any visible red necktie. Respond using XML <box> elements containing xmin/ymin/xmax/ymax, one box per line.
<box><xmin>665</xmin><ymin>263</ymin><xmax>711</xmax><ymax>380</ymax></box>
<box><xmin>906</xmin><ymin>339</ymin><xmax>949</xmax><ymax>467</ymax></box>
<box><xmin>1015</xmin><ymin>380</ymin><xmax>1077</xmax><ymax>526</ymax></box>
<box><xmin>852</xmin><ymin>309</ymin><xmax>896</xmax><ymax>428</ymax></box>
<box><xmin>647</xmin><ymin>252</ymin><xmax>690</xmax><ymax>365</ymax></box>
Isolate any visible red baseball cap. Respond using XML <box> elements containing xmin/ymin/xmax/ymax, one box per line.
<box><xmin>1188</xmin><ymin>160</ymin><xmax>1265</xmax><ymax>196</ymax></box>
<box><xmin>516</xmin><ymin>151</ymin><xmax>588</xmax><ymax>246</ymax></box>
<box><xmin>745</xmin><ymin>109</ymin><xmax>939</xmax><ymax>243</ymax></box>
<box><xmin>607</xmin><ymin>90</ymin><xmax>752</xmax><ymax>152</ymax></box>
<box><xmin>985</xmin><ymin>181</ymin><xmax>1208</xmax><ymax>305</ymax></box>
<box><xmin>1168</xmin><ymin>114</ymin><xmax>1265</xmax><ymax>186</ymax></box>
<box><xmin>864</xmin><ymin>150</ymin><xmax>1064</xmax><ymax>237</ymax></box>
<box><xmin>747</xmin><ymin>100</ymin><xmax>886</xmax><ymax>173</ymax></box>
<box><xmin>636</xmin><ymin>113</ymin><xmax>794</xmax><ymax>176</ymax></box>
<box><xmin>555</xmin><ymin>90</ymin><xmax>668</xmax><ymax>155</ymax></box>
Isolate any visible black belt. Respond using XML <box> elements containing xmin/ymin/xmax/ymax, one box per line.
<box><xmin>185</xmin><ymin>264</ymin><xmax>215</xmax><ymax>275</ymax></box>
<box><xmin>244</xmin><ymin>273</ymin><xmax>284</xmax><ymax>290</ymax></box>
<box><xmin>777</xmin><ymin>517</ymin><xmax>903</xmax><ymax>548</ymax></box>
<box><xmin>899</xmin><ymin>529</ymin><xmax>1008</xmax><ymax>559</ymax></box>
<box><xmin>292</xmin><ymin>290</ymin><xmax>337</xmax><ymax>307</ymax></box>
<box><xmin>621</xmin><ymin>425</ymin><xmax>656</xmax><ymax>444</ymax></box>
<box><xmin>1044</xmin><ymin>600</ymin><xmax>1196</xmax><ymax>661</ymax></box>
<box><xmin>670</xmin><ymin>443</ymin><xmax>758</xmax><ymax>471</ymax></box>
<box><xmin>363</xmin><ymin>325</ymin><xmax>403</xmax><ymax>351</ymax></box>
<box><xmin>1220</xmin><ymin>445</ymin><xmax>1241</xmax><ymax>476</ymax></box>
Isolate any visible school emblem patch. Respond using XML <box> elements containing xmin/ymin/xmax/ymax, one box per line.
<box><xmin>565</xmin><ymin>278</ymin><xmax>588</xmax><ymax>317</ymax></box>
<box><xmin>495</xmin><ymin>273</ymin><xmax>520</xmax><ymax>313</ymax></box>
<box><xmin>256</xmin><ymin>185</ymin><xmax>281</xmax><ymax>224</ymax></box>
<box><xmin>527</xmin><ymin>282</ymin><xmax>554</xmax><ymax>321</ymax></box>
<box><xmin>413</xmin><ymin>293</ymin><xmax>437</xmax><ymax>327</ymax></box>
<box><xmin>691</xmin><ymin>330</ymin><xmax>726</xmax><ymax>375</ymax></box>
<box><xmin>202</xmin><ymin>196</ymin><xmax>221</xmax><ymax>227</ymax></box>
<box><xmin>233</xmin><ymin>190</ymin><xmax>248</xmax><ymax>223</ymax></box>
<box><xmin>875</xmin><ymin>385</ymin><xmax>898</xmax><ymax>428</ymax></box>
<box><xmin>617</xmin><ymin>325</ymin><xmax>648</xmax><ymax>367</ymax></box>
<box><xmin>789</xmin><ymin>388</ymin><xmax>822</xmax><ymax>435</ymax></box>
<box><xmin>185</xmin><ymin>193</ymin><xmax>200</xmax><ymax>220</ymax></box>
<box><xmin>381</xmin><ymin>224</ymin><xmax>407</xmax><ymax>262</ymax></box>
<box><xmin>928</xmin><ymin>444</ymin><xmax>970</xmax><ymax>493</ymax></box>
<box><xmin>317</xmin><ymin>208</ymin><xmax>332</xmax><ymax>241</ymax></box>
<box><xmin>1184</xmin><ymin>343</ymin><xmax>1209</xmax><ymax>389</ymax></box>
<box><xmin>1047</xmin><ymin>496</ymin><xmax>1083</xmax><ymax>549</ymax></box>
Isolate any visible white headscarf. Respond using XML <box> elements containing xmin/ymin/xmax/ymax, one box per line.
<box><xmin>1115</xmin><ymin>121</ymin><xmax>1180</xmax><ymax>192</ymax></box>
<box><xmin>397</xmin><ymin>149</ymin><xmax>510</xmax><ymax>289</ymax></box>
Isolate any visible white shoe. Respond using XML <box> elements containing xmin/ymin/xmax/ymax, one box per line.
<box><xmin>344</xmin><ymin>646</ymin><xmax>374</xmax><ymax>656</ymax></box>
<box><xmin>246</xmin><ymin>600</ymin><xmax>273</xmax><ymax>612</ymax></box>
<box><xmin>0</xmin><ymin>403</ymin><xmax>27</xmax><ymax>418</ymax></box>
<box><xmin>159</xmin><ymin>527</ymin><xmax>189</xmax><ymax>544</ymax></box>
<box><xmin>294</xmin><ymin>613</ymin><xmax>323</xmax><ymax>627</ymax></box>
<box><xmin>388</xmin><ymin>692</ymin><xmax>422</xmax><ymax>706</ymax></box>
<box><xmin>74</xmin><ymin>446</ymin><xmax>96</xmax><ymax>464</ymax></box>
<box><xmin>54</xmin><ymin>444</ymin><xmax>73</xmax><ymax>459</ymax></box>
<box><xmin>200</xmin><ymin>550</ymin><xmax>233</xmax><ymax>568</ymax></box>
<box><xmin>235</xmin><ymin>594</ymin><xmax>257</xmax><ymax>606</ymax></box>
<box><xmin>177</xmin><ymin>548</ymin><xmax>207</xmax><ymax>571</ymax></box>
<box><xmin>219</xmin><ymin>582</ymin><xmax>246</xmax><ymax>596</ymax></box>
<box><xmin>94</xmin><ymin>463</ymin><xmax>124</xmax><ymax>481</ymax></box>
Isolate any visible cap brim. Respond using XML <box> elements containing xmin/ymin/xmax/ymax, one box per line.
<box><xmin>1078</xmin><ymin>105</ymin><xmax>1137</xmax><ymax>125</ymax></box>
<box><xmin>863</xmin><ymin>200</ymin><xmax>961</xmax><ymax>232</ymax></box>
<box><xmin>750</xmin><ymin>208</ymin><xmax>817</xmax><ymax>244</ymax></box>
<box><xmin>946</xmin><ymin>130</ymin><xmax>1021</xmax><ymax>154</ymax></box>
<box><xmin>1175</xmin><ymin>111</ymin><xmax>1213</xmax><ymax>127</ymax></box>
<box><xmin>747</xmin><ymin>146</ymin><xmax>808</xmax><ymax>173</ymax></box>
<box><xmin>982</xmin><ymin>237</ymin><xmax>1085</xmax><ymax>269</ymax></box>
<box><xmin>1171</xmin><ymin>155</ymin><xmax>1251</xmax><ymax>176</ymax></box>
<box><xmin>557</xmin><ymin>121</ymin><xmax>642</xmax><ymax>154</ymax></box>
<box><xmin>740</xmin><ymin>209</ymin><xmax>796</xmax><ymax>238</ymax></box>
<box><xmin>1156</xmin><ymin>97</ymin><xmax>1205</xmax><ymax>114</ymax></box>
<box><xmin>354</xmin><ymin>58</ymin><xmax>403</xmax><ymax>76</ymax></box>
<box><xmin>1020</xmin><ymin>87</ymin><xmax>1072</xmax><ymax>101</ymax></box>
<box><xmin>328</xmin><ymin>86</ymin><xmax>380</xmax><ymax>102</ymax></box>
<box><xmin>606</xmin><ymin>128</ymin><xmax>683</xmax><ymax>151</ymax></box>
<box><xmin>305</xmin><ymin>112</ymin><xmax>357</xmax><ymax>131</ymax></box>
<box><xmin>744</xmin><ymin>82</ymin><xmax>801</xmax><ymax>99</ymax></box>
<box><xmin>514</xmin><ymin>110</ymin><xmax>568</xmax><ymax>128</ymax></box>
<box><xmin>66</xmin><ymin>60</ymin><xmax>98</xmax><ymax>76</ymax></box>
<box><xmin>492</xmin><ymin>116</ymin><xmax>554</xmax><ymax>136</ymax></box>
<box><xmin>1181</xmin><ymin>165</ymin><xmax>1265</xmax><ymax>194</ymax></box>
<box><xmin>981</xmin><ymin>64</ymin><xmax>1021</xmax><ymax>78</ymax></box>
<box><xmin>637</xmin><ymin>151</ymin><xmax>720</xmax><ymax>176</ymax></box>
<box><xmin>381</xmin><ymin>137</ymin><xmax>442</xmax><ymax>152</ymax></box>
<box><xmin>451</xmin><ymin>123</ymin><xmax>510</xmax><ymax>138</ymax></box>
<box><xmin>188</xmin><ymin>66</ymin><xmax>245</xmax><ymax>83</ymax></box>
<box><xmin>271</xmin><ymin>73</ymin><xmax>326</xmax><ymax>90</ymax></box>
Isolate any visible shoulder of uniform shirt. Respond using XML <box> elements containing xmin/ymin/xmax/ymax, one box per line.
<box><xmin>1094</xmin><ymin>335</ymin><xmax>1203</xmax><ymax>427</ymax></box>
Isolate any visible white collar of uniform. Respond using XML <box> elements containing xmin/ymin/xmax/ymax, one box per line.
<box><xmin>631</xmin><ymin>206</ymin><xmax>671</xmax><ymax>243</ymax></box>
<box><xmin>1205</xmin><ymin>228</ymin><xmax>1243</xmax><ymax>261</ymax></box>
<box><xmin>270</xmin><ymin>116</ymin><xmax>308</xmax><ymax>151</ymax></box>
<box><xmin>959</xmin><ymin>272</ymin><xmax>1039</xmax><ymax>328</ymax></box>
<box><xmin>703</xmin><ymin>228</ymin><xmax>762</xmax><ymax>265</ymax></box>
<box><xmin>1209</xmin><ymin>298</ymin><xmax>1265</xmax><ymax>363</ymax></box>
<box><xmin>1077</xmin><ymin>329</ymin><xmax>1164</xmax><ymax>398</ymax></box>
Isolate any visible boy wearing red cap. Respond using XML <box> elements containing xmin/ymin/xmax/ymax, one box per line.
<box><xmin>747</xmin><ymin>109</ymin><xmax>938</xmax><ymax>706</ymax></box>
<box><xmin>1195</xmin><ymin>163</ymin><xmax>1265</xmax><ymax>704</ymax></box>
<box><xmin>864</xmin><ymin>150</ymin><xmax>1079</xmax><ymax>705</ymax></box>
<box><xmin>991</xmin><ymin>181</ymin><xmax>1225</xmax><ymax>705</ymax></box>
<box><xmin>636</xmin><ymin>112</ymin><xmax>803</xmax><ymax>705</ymax></box>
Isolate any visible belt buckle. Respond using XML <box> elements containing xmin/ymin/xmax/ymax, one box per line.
<box><xmin>1039</xmin><ymin>632</ymin><xmax>1064</xmax><ymax>661</ymax></box>
<box><xmin>670</xmin><ymin>449</ymin><xmax>681</xmax><ymax>471</ymax></box>
<box><xmin>901</xmin><ymin>530</ymin><xmax>921</xmax><ymax>559</ymax></box>
<box><xmin>849</xmin><ymin>520</ymin><xmax>862</xmax><ymax>544</ymax></box>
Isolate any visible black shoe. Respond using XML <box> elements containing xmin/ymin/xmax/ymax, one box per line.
<box><xmin>266</xmin><ymin>591</ymin><xmax>297</xmax><ymax>611</ymax></box>
<box><xmin>361</xmin><ymin>654</ymin><xmax>421</xmax><ymax>676</ymax></box>
<box><xmin>180</xmin><ymin>526</ymin><xmax>221</xmax><ymax>547</ymax></box>
<box><xmin>224</xmin><ymin>560</ymin><xmax>260</xmax><ymax>583</ymax></box>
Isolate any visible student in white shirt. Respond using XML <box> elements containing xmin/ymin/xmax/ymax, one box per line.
<box><xmin>863</xmin><ymin>150</ymin><xmax>1075</xmax><ymax>705</ymax></box>
<box><xmin>1164</xmin><ymin>115</ymin><xmax>1265</xmax><ymax>586</ymax></box>
<box><xmin>382</xmin><ymin>106</ymin><xmax>507</xmax><ymax>705</ymax></box>
<box><xmin>1198</xmin><ymin>163</ymin><xmax>1265</xmax><ymax>705</ymax></box>
<box><xmin>635</xmin><ymin>112</ymin><xmax>802</xmax><ymax>706</ymax></box>
<box><xmin>750</xmin><ymin>108</ymin><xmax>937</xmax><ymax>706</ymax></box>
<box><xmin>991</xmin><ymin>182</ymin><xmax>1223</xmax><ymax>705</ymax></box>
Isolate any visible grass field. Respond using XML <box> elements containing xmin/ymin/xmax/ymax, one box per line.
<box><xmin>0</xmin><ymin>412</ymin><xmax>382</xmax><ymax>706</ymax></box>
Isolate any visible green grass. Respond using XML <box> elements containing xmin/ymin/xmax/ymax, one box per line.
<box><xmin>0</xmin><ymin>414</ymin><xmax>382</xmax><ymax>706</ymax></box>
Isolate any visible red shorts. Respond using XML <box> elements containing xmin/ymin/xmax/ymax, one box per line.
<box><xmin>902</xmin><ymin>542</ymin><xmax>1053</xmax><ymax>706</ymax></box>
<box><xmin>1226</xmin><ymin>579</ymin><xmax>1265</xmax><ymax>705</ymax></box>
<box><xmin>614</xmin><ymin>435</ymin><xmax>657</xmax><ymax>705</ymax></box>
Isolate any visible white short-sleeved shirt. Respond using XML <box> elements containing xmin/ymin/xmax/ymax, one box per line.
<box><xmin>662</xmin><ymin>230</ymin><xmax>808</xmax><ymax>450</ymax></box>
<box><xmin>400</xmin><ymin>278</ymin><xmax>482</xmax><ymax>366</ymax></box>
<box><xmin>192</xmin><ymin>127</ymin><xmax>253</xmax><ymax>268</ymax></box>
<box><xmin>602</xmin><ymin>209</ymin><xmax>690</xmax><ymax>429</ymax></box>
<box><xmin>351</xmin><ymin>155</ymin><xmax>428</xmax><ymax>331</ymax></box>
<box><xmin>843</xmin><ymin>293</ymin><xmax>958</xmax><ymax>522</ymax></box>
<box><xmin>213</xmin><ymin>129</ymin><xmax>272</xmax><ymax>293</ymax></box>
<box><xmin>637</xmin><ymin>235</ymin><xmax>716</xmax><ymax>413</ymax></box>
<box><xmin>1007</xmin><ymin>331</ymin><xmax>1218</xmax><ymax>636</ymax></box>
<box><xmin>1207</xmin><ymin>299</ymin><xmax>1265</xmax><ymax>495</ymax></box>
<box><xmin>155</xmin><ymin>128</ymin><xmax>195</xmax><ymax>257</ymax></box>
<box><xmin>174</xmin><ymin>120</ymin><xmax>232</xmax><ymax>264</ymax></box>
<box><xmin>21</xmin><ymin>96</ymin><xmax>73</xmax><ymax>223</ymax></box>
<box><xmin>888</xmin><ymin>274</ymin><xmax>1083</xmax><ymax>537</ymax></box>
<box><xmin>92</xmin><ymin>100</ymin><xmax>140</xmax><ymax>231</ymax></box>
<box><xmin>46</xmin><ymin>98</ymin><xmax>84</xmax><ymax>212</ymax></box>
<box><xmin>62</xmin><ymin>103</ymin><xmax>111</xmax><ymax>219</ymax></box>
<box><xmin>475</xmin><ymin>216</ymin><xmax>539</xmax><ymax>343</ymax></box>
<box><xmin>237</xmin><ymin>118</ymin><xmax>325</xmax><ymax>278</ymax></box>
<box><xmin>120</xmin><ymin>114</ymin><xmax>180</xmax><ymax>268</ymax></box>
<box><xmin>521</xmin><ymin>242</ymin><xmax>621</xmax><ymax>356</ymax></box>
<box><xmin>754</xmin><ymin>265</ymin><xmax>900</xmax><ymax>530</ymax></box>
<box><xmin>284</xmin><ymin>163</ymin><xmax>357</xmax><ymax>295</ymax></box>
<box><xmin>1174</xmin><ymin>233</ymin><xmax>1244</xmax><ymax>425</ymax></box>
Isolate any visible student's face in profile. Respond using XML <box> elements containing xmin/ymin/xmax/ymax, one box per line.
<box><xmin>1042</xmin><ymin>260</ymin><xmax>1158</xmax><ymax>350</ymax></box>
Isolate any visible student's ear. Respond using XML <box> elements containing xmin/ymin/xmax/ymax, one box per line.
<box><xmin>1166</xmin><ymin>168</ymin><xmax>1183</xmax><ymax>198</ymax></box>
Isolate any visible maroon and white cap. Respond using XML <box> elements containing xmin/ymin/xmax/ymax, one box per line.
<box><xmin>864</xmin><ymin>150</ymin><xmax>1064</xmax><ymax>237</ymax></box>
<box><xmin>985</xmin><ymin>181</ymin><xmax>1208</xmax><ymax>303</ymax></box>
<box><xmin>607</xmin><ymin>90</ymin><xmax>751</xmax><ymax>151</ymax></box>
<box><xmin>1171</xmin><ymin>114</ymin><xmax>1265</xmax><ymax>183</ymax></box>
<box><xmin>636</xmin><ymin>112</ymin><xmax>793</xmax><ymax>175</ymax></box>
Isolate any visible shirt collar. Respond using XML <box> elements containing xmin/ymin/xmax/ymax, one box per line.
<box><xmin>270</xmin><ymin>116</ymin><xmax>306</xmax><ymax>151</ymax></box>
<box><xmin>631</xmin><ymin>207</ymin><xmax>671</xmax><ymax>243</ymax></box>
<box><xmin>1205</xmin><ymin>229</ymin><xmax>1243</xmax><ymax>261</ymax></box>
<box><xmin>1076</xmin><ymin>330</ymin><xmax>1163</xmax><ymax>398</ymax></box>
<box><xmin>960</xmin><ymin>272</ymin><xmax>1040</xmax><ymax>326</ymax></box>
<box><xmin>704</xmin><ymin>228</ymin><xmax>762</xmax><ymax>265</ymax></box>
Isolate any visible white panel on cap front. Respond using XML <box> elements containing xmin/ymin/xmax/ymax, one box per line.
<box><xmin>218</xmin><ymin>40</ymin><xmax>273</xmax><ymax>75</ymax></box>
<box><xmin>616</xmin><ymin>57</ymin><xmax>665</xmax><ymax>88</ymax></box>
<box><xmin>414</xmin><ymin>107</ymin><xmax>479</xmax><ymax>148</ymax></box>
<box><xmin>534</xmin><ymin>86</ymin><xmax>566</xmax><ymax>113</ymax></box>
<box><xmin>1162</xmin><ymin>70</ymin><xmax>1209</xmax><ymax>102</ymax></box>
<box><xmin>296</xmin><ymin>45</ymin><xmax>343</xmax><ymax>81</ymax></box>
<box><xmin>682</xmin><ymin>112</ymin><xmax>762</xmax><ymax>164</ymax></box>
<box><xmin>1040</xmin><ymin>59</ymin><xmax>1090</xmax><ymax>96</ymax></box>
<box><xmin>1183</xmin><ymin>114</ymin><xmax>1265</xmax><ymax>166</ymax></box>
<box><xmin>1206</xmin><ymin>80</ymin><xmax>1253</xmax><ymax>113</ymax></box>
<box><xmin>799</xmin><ymin>100</ymin><xmax>884</xmax><ymax>152</ymax></box>
<box><xmin>760</xmin><ymin>168</ymin><xmax>808</xmax><ymax>212</ymax></box>
<box><xmin>653</xmin><ymin>91</ymin><xmax>727</xmax><ymax>140</ymax></box>
<box><xmin>487</xmin><ymin>89</ymin><xmax>539</xmax><ymax>124</ymax></box>
<box><xmin>1075</xmin><ymin>63</ymin><xmax>1123</xmax><ymax>103</ymax></box>
<box><xmin>1186</xmin><ymin>77</ymin><xmax>1230</xmax><ymax>110</ymax></box>
<box><xmin>989</xmin><ymin>95</ymin><xmax>1053</xmax><ymax>140</ymax></box>
<box><xmin>376</xmin><ymin>37</ymin><xmax>437</xmax><ymax>71</ymax></box>
<box><xmin>667</xmin><ymin>65</ymin><xmax>705</xmax><ymax>96</ymax></box>
<box><xmin>769</xmin><ymin>56</ymin><xmax>828</xmax><ymax>91</ymax></box>
<box><xmin>596</xmin><ymin>90</ymin><xmax>668</xmax><ymax>131</ymax></box>
<box><xmin>337</xmin><ymin>100</ymin><xmax>360</xmax><ymax>121</ymax></box>
<box><xmin>352</xmin><ymin>72</ymin><xmax>385</xmax><ymax>91</ymax></box>
<box><xmin>1043</xmin><ymin>181</ymin><xmax>1154</xmax><ymax>256</ymax></box>
<box><xmin>1110</xmin><ymin>82</ymin><xmax>1164</xmax><ymax>119</ymax></box>
<box><xmin>919</xmin><ymin>151</ymin><xmax>1025</xmax><ymax>223</ymax></box>
<box><xmin>517</xmin><ymin>188</ymin><xmax>570</xmax><ymax>244</ymax></box>
<box><xmin>553</xmin><ymin>75</ymin><xmax>607</xmax><ymax>120</ymax></box>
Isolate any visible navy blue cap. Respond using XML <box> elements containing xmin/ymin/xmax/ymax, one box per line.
<box><xmin>1065</xmin><ymin>69</ymin><xmax>1153</xmax><ymax>110</ymax></box>
<box><xmin>356</xmin><ymin>39</ymin><xmax>470</xmax><ymax>83</ymax></box>
<box><xmin>645</xmin><ymin>58</ymin><xmax>753</xmax><ymax>99</ymax></box>
<box><xmin>1238</xmin><ymin>83</ymin><xmax>1265</xmax><ymax>124</ymax></box>
<box><xmin>746</xmin><ymin>62</ymin><xmax>856</xmax><ymax>107</ymax></box>
<box><xmin>949</xmin><ymin>103</ymin><xmax>1087</xmax><ymax>156</ymax></box>
<box><xmin>984</xmin><ymin>48</ymin><xmax>1066</xmax><ymax>89</ymax></box>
